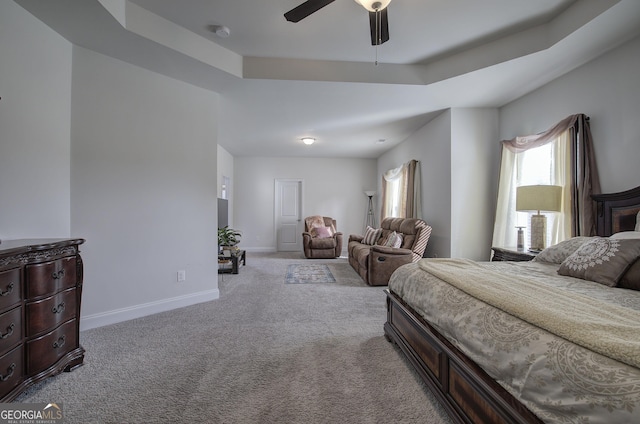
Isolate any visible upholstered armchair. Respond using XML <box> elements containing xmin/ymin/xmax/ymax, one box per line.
<box><xmin>302</xmin><ymin>216</ymin><xmax>343</xmax><ymax>259</ymax></box>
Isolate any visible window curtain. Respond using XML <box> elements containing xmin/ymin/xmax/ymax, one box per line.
<box><xmin>381</xmin><ymin>159</ymin><xmax>422</xmax><ymax>220</ymax></box>
<box><xmin>492</xmin><ymin>114</ymin><xmax>600</xmax><ymax>247</ymax></box>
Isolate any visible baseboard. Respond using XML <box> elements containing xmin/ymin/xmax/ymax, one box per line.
<box><xmin>80</xmin><ymin>289</ymin><xmax>220</xmax><ymax>331</ymax></box>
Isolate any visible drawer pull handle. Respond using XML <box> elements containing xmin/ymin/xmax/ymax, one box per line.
<box><xmin>0</xmin><ymin>282</ymin><xmax>14</xmax><ymax>297</ymax></box>
<box><xmin>52</xmin><ymin>302</ymin><xmax>66</xmax><ymax>314</ymax></box>
<box><xmin>51</xmin><ymin>270</ymin><xmax>65</xmax><ymax>280</ymax></box>
<box><xmin>0</xmin><ymin>323</ymin><xmax>15</xmax><ymax>339</ymax></box>
<box><xmin>0</xmin><ymin>363</ymin><xmax>15</xmax><ymax>382</ymax></box>
<box><xmin>53</xmin><ymin>335</ymin><xmax>65</xmax><ymax>349</ymax></box>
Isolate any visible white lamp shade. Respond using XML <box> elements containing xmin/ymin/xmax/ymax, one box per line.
<box><xmin>354</xmin><ymin>0</ymin><xmax>392</xmax><ymax>12</ymax></box>
<box><xmin>516</xmin><ymin>185</ymin><xmax>562</xmax><ymax>213</ymax></box>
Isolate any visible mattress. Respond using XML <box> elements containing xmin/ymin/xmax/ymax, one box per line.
<box><xmin>389</xmin><ymin>260</ymin><xmax>640</xmax><ymax>424</ymax></box>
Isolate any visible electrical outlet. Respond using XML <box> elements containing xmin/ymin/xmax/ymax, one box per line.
<box><xmin>177</xmin><ymin>270</ymin><xmax>186</xmax><ymax>282</ymax></box>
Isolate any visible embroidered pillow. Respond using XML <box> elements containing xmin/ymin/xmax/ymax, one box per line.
<box><xmin>313</xmin><ymin>226</ymin><xmax>333</xmax><ymax>239</ymax></box>
<box><xmin>532</xmin><ymin>237</ymin><xmax>592</xmax><ymax>264</ymax></box>
<box><xmin>362</xmin><ymin>226</ymin><xmax>381</xmax><ymax>245</ymax></box>
<box><xmin>384</xmin><ymin>231</ymin><xmax>404</xmax><ymax>248</ymax></box>
<box><xmin>557</xmin><ymin>238</ymin><xmax>640</xmax><ymax>287</ymax></box>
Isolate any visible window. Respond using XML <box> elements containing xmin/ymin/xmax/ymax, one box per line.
<box><xmin>493</xmin><ymin>131</ymin><xmax>571</xmax><ymax>249</ymax></box>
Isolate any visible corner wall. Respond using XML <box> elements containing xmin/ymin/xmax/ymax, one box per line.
<box><xmin>500</xmin><ymin>34</ymin><xmax>640</xmax><ymax>193</ymax></box>
<box><xmin>71</xmin><ymin>47</ymin><xmax>220</xmax><ymax>330</ymax></box>
<box><xmin>0</xmin><ymin>1</ymin><xmax>72</xmax><ymax>239</ymax></box>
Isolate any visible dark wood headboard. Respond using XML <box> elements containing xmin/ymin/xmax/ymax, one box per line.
<box><xmin>592</xmin><ymin>185</ymin><xmax>640</xmax><ymax>236</ymax></box>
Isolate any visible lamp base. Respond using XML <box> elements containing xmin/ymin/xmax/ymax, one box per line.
<box><xmin>530</xmin><ymin>214</ymin><xmax>546</xmax><ymax>251</ymax></box>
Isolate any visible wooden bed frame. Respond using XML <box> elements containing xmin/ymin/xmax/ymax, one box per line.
<box><xmin>384</xmin><ymin>185</ymin><xmax>640</xmax><ymax>424</ymax></box>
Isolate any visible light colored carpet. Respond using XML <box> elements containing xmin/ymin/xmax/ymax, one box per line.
<box><xmin>15</xmin><ymin>252</ymin><xmax>452</xmax><ymax>424</ymax></box>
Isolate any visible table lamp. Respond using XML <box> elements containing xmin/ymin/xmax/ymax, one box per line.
<box><xmin>516</xmin><ymin>185</ymin><xmax>562</xmax><ymax>251</ymax></box>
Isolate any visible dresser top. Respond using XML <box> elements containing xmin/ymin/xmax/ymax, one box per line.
<box><xmin>0</xmin><ymin>238</ymin><xmax>85</xmax><ymax>257</ymax></box>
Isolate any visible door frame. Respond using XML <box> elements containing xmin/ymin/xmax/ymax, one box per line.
<box><xmin>274</xmin><ymin>178</ymin><xmax>304</xmax><ymax>252</ymax></box>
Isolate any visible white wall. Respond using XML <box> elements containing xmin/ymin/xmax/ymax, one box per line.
<box><xmin>0</xmin><ymin>1</ymin><xmax>72</xmax><ymax>240</ymax></box>
<box><xmin>70</xmin><ymin>47</ymin><xmax>220</xmax><ymax>330</ymax></box>
<box><xmin>233</xmin><ymin>157</ymin><xmax>377</xmax><ymax>253</ymax></box>
<box><xmin>450</xmin><ymin>108</ymin><xmax>500</xmax><ymax>260</ymax></box>
<box><xmin>378</xmin><ymin>109</ymin><xmax>498</xmax><ymax>260</ymax></box>
<box><xmin>500</xmin><ymin>34</ymin><xmax>640</xmax><ymax>194</ymax></box>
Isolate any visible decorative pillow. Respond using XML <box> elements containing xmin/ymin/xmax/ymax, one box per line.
<box><xmin>557</xmin><ymin>238</ymin><xmax>640</xmax><ymax>287</ymax></box>
<box><xmin>313</xmin><ymin>226</ymin><xmax>333</xmax><ymax>239</ymax></box>
<box><xmin>619</xmin><ymin>259</ymin><xmax>640</xmax><ymax>291</ymax></box>
<box><xmin>362</xmin><ymin>226</ymin><xmax>382</xmax><ymax>245</ymax></box>
<box><xmin>384</xmin><ymin>231</ymin><xmax>404</xmax><ymax>248</ymax></box>
<box><xmin>610</xmin><ymin>231</ymin><xmax>640</xmax><ymax>239</ymax></box>
<box><xmin>636</xmin><ymin>211</ymin><xmax>640</xmax><ymax>231</ymax></box>
<box><xmin>532</xmin><ymin>237</ymin><xmax>592</xmax><ymax>264</ymax></box>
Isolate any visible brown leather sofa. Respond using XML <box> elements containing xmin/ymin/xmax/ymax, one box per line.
<box><xmin>348</xmin><ymin>217</ymin><xmax>432</xmax><ymax>286</ymax></box>
<box><xmin>302</xmin><ymin>216</ymin><xmax>343</xmax><ymax>259</ymax></box>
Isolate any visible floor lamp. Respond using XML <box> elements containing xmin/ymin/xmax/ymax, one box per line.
<box><xmin>516</xmin><ymin>185</ymin><xmax>562</xmax><ymax>251</ymax></box>
<box><xmin>364</xmin><ymin>191</ymin><xmax>376</xmax><ymax>231</ymax></box>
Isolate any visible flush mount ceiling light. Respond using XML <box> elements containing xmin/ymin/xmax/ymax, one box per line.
<box><xmin>301</xmin><ymin>137</ymin><xmax>315</xmax><ymax>145</ymax></box>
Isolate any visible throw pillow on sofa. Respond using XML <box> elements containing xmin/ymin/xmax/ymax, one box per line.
<box><xmin>362</xmin><ymin>226</ymin><xmax>382</xmax><ymax>245</ymax></box>
<box><xmin>384</xmin><ymin>231</ymin><xmax>403</xmax><ymax>248</ymax></box>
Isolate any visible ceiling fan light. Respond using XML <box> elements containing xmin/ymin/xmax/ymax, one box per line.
<box><xmin>354</xmin><ymin>0</ymin><xmax>391</xmax><ymax>12</ymax></box>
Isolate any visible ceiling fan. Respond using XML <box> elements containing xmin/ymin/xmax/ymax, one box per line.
<box><xmin>284</xmin><ymin>0</ymin><xmax>391</xmax><ymax>46</ymax></box>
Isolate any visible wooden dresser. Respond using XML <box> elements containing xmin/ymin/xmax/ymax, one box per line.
<box><xmin>0</xmin><ymin>238</ymin><xmax>85</xmax><ymax>402</ymax></box>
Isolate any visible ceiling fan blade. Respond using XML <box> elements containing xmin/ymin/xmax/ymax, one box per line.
<box><xmin>369</xmin><ymin>9</ymin><xmax>389</xmax><ymax>45</ymax></box>
<box><xmin>284</xmin><ymin>0</ymin><xmax>336</xmax><ymax>23</ymax></box>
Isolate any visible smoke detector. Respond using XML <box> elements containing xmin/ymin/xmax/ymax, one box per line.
<box><xmin>208</xmin><ymin>25</ymin><xmax>230</xmax><ymax>38</ymax></box>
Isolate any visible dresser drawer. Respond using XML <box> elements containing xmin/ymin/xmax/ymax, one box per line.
<box><xmin>26</xmin><ymin>319</ymin><xmax>77</xmax><ymax>375</ymax></box>
<box><xmin>0</xmin><ymin>269</ymin><xmax>21</xmax><ymax>312</ymax></box>
<box><xmin>26</xmin><ymin>288</ymin><xmax>76</xmax><ymax>336</ymax></box>
<box><xmin>0</xmin><ymin>307</ymin><xmax>22</xmax><ymax>355</ymax></box>
<box><xmin>26</xmin><ymin>256</ymin><xmax>77</xmax><ymax>298</ymax></box>
<box><xmin>0</xmin><ymin>345</ymin><xmax>23</xmax><ymax>399</ymax></box>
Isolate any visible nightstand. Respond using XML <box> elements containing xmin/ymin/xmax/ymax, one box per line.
<box><xmin>491</xmin><ymin>246</ymin><xmax>538</xmax><ymax>262</ymax></box>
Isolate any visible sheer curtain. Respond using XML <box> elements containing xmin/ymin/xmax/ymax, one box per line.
<box><xmin>381</xmin><ymin>159</ymin><xmax>422</xmax><ymax>220</ymax></box>
<box><xmin>492</xmin><ymin>114</ymin><xmax>600</xmax><ymax>248</ymax></box>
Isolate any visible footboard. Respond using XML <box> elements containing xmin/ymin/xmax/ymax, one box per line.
<box><xmin>384</xmin><ymin>289</ymin><xmax>542</xmax><ymax>424</ymax></box>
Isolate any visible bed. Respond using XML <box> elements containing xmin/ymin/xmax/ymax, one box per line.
<box><xmin>384</xmin><ymin>185</ymin><xmax>640</xmax><ymax>424</ymax></box>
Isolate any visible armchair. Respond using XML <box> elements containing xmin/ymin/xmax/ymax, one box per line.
<box><xmin>302</xmin><ymin>216</ymin><xmax>343</xmax><ymax>259</ymax></box>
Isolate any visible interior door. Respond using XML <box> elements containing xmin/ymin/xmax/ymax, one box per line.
<box><xmin>275</xmin><ymin>179</ymin><xmax>303</xmax><ymax>252</ymax></box>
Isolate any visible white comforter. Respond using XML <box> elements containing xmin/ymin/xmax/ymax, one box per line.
<box><xmin>389</xmin><ymin>260</ymin><xmax>640</xmax><ymax>424</ymax></box>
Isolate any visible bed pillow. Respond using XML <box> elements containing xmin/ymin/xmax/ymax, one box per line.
<box><xmin>610</xmin><ymin>231</ymin><xmax>640</xmax><ymax>290</ymax></box>
<box><xmin>619</xmin><ymin>259</ymin><xmax>640</xmax><ymax>291</ymax></box>
<box><xmin>610</xmin><ymin>231</ymin><xmax>640</xmax><ymax>239</ymax></box>
<box><xmin>532</xmin><ymin>237</ymin><xmax>592</xmax><ymax>264</ymax></box>
<box><xmin>362</xmin><ymin>226</ymin><xmax>382</xmax><ymax>245</ymax></box>
<box><xmin>557</xmin><ymin>238</ymin><xmax>640</xmax><ymax>287</ymax></box>
<box><xmin>636</xmin><ymin>211</ymin><xmax>640</xmax><ymax>231</ymax></box>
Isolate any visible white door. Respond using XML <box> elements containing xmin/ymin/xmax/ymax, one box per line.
<box><xmin>275</xmin><ymin>179</ymin><xmax>303</xmax><ymax>252</ymax></box>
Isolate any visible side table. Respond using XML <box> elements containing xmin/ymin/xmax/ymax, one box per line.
<box><xmin>491</xmin><ymin>246</ymin><xmax>538</xmax><ymax>262</ymax></box>
<box><xmin>218</xmin><ymin>250</ymin><xmax>246</xmax><ymax>274</ymax></box>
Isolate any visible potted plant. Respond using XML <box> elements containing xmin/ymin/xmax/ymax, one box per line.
<box><xmin>218</xmin><ymin>226</ymin><xmax>242</xmax><ymax>254</ymax></box>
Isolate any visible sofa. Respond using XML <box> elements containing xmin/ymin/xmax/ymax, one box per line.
<box><xmin>348</xmin><ymin>217</ymin><xmax>432</xmax><ymax>286</ymax></box>
<box><xmin>302</xmin><ymin>216</ymin><xmax>343</xmax><ymax>259</ymax></box>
